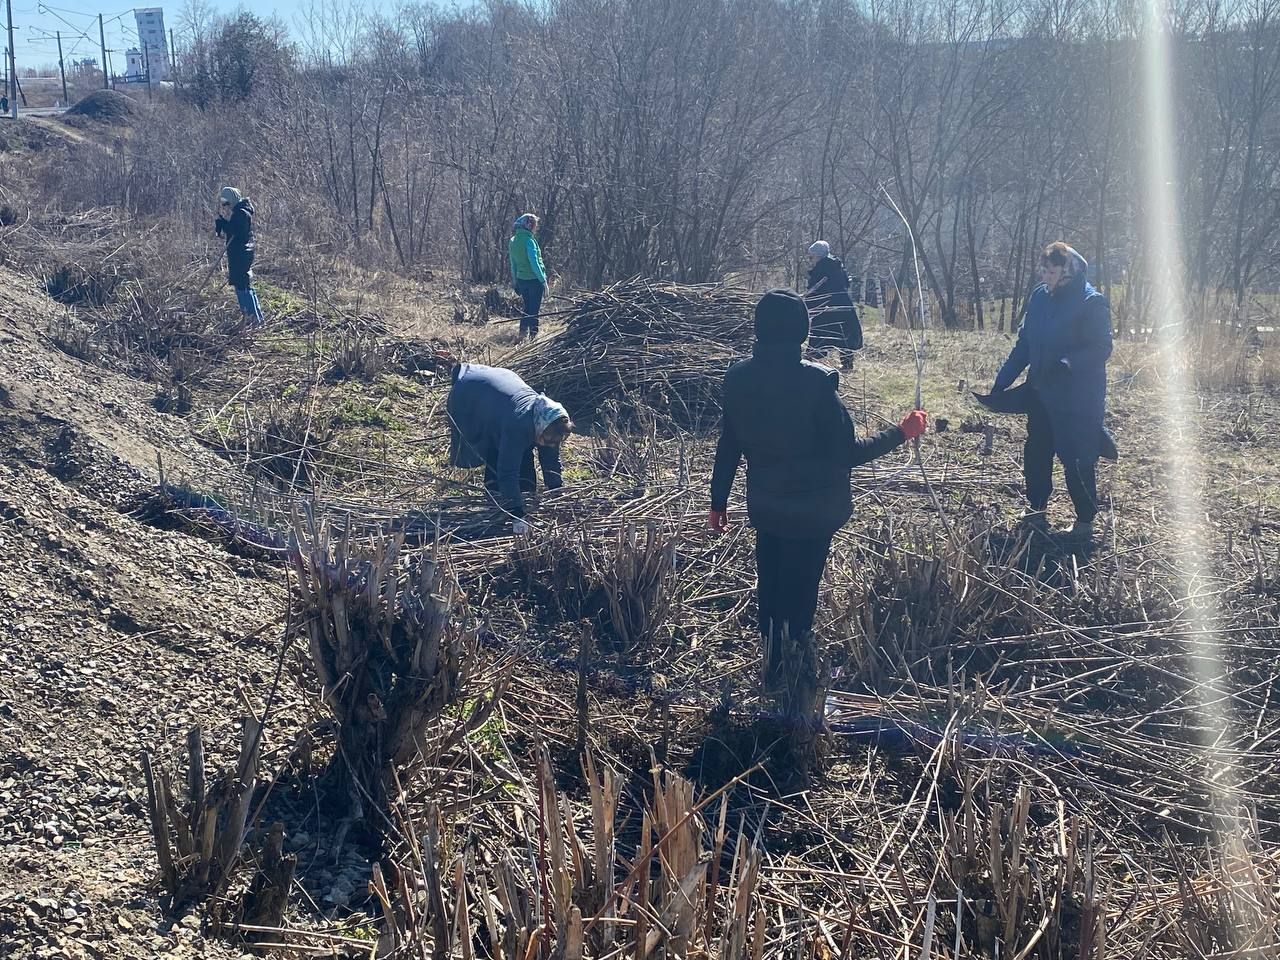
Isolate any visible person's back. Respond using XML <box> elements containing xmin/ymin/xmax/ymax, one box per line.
<box><xmin>720</xmin><ymin>344</ymin><xmax>854</xmax><ymax>538</ymax></box>
<box><xmin>712</xmin><ymin>289</ymin><xmax>907</xmax><ymax>540</ymax></box>
<box><xmin>508</xmin><ymin>226</ymin><xmax>544</xmax><ymax>282</ymax></box>
<box><xmin>806</xmin><ymin>255</ymin><xmax>853</xmax><ymax>309</ymax></box>
<box><xmin>448</xmin><ymin>363</ymin><xmax>539</xmax><ymax>452</ymax></box>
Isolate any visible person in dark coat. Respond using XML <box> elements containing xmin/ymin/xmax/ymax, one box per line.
<box><xmin>991</xmin><ymin>242</ymin><xmax>1112</xmax><ymax>540</ymax></box>
<box><xmin>803</xmin><ymin>241</ymin><xmax>863</xmax><ymax>371</ymax></box>
<box><xmin>447</xmin><ymin>362</ymin><xmax>573</xmax><ymax>534</ymax></box>
<box><xmin>214</xmin><ymin>187</ymin><xmax>264</xmax><ymax>327</ymax></box>
<box><xmin>709</xmin><ymin>288</ymin><xmax>927</xmax><ymax>685</ymax></box>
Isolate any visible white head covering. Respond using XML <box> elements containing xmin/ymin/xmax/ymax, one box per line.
<box><xmin>808</xmin><ymin>240</ymin><xmax>830</xmax><ymax>258</ymax></box>
<box><xmin>533</xmin><ymin>396</ymin><xmax>569</xmax><ymax>435</ymax></box>
<box><xmin>513</xmin><ymin>212</ymin><xmax>538</xmax><ymax>231</ymax></box>
<box><xmin>219</xmin><ymin>186</ymin><xmax>242</xmax><ymax>206</ymax></box>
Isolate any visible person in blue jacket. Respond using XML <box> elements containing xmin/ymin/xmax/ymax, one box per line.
<box><xmin>447</xmin><ymin>362</ymin><xmax>573</xmax><ymax>533</ymax></box>
<box><xmin>991</xmin><ymin>242</ymin><xmax>1112</xmax><ymax>540</ymax></box>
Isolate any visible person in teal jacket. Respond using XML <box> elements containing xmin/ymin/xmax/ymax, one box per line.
<box><xmin>508</xmin><ymin>213</ymin><xmax>547</xmax><ymax>339</ymax></box>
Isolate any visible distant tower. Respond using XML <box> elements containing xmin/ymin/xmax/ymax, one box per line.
<box><xmin>125</xmin><ymin>48</ymin><xmax>146</xmax><ymax>80</ymax></box>
<box><xmin>133</xmin><ymin>8</ymin><xmax>169</xmax><ymax>81</ymax></box>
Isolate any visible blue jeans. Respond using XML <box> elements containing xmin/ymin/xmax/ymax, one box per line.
<box><xmin>515</xmin><ymin>278</ymin><xmax>545</xmax><ymax>337</ymax></box>
<box><xmin>235</xmin><ymin>286</ymin><xmax>264</xmax><ymax>326</ymax></box>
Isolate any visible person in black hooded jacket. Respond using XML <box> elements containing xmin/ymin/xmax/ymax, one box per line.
<box><xmin>803</xmin><ymin>241</ymin><xmax>863</xmax><ymax>370</ymax></box>
<box><xmin>708</xmin><ymin>288</ymin><xmax>927</xmax><ymax>686</ymax></box>
<box><xmin>214</xmin><ymin>186</ymin><xmax>264</xmax><ymax>327</ymax></box>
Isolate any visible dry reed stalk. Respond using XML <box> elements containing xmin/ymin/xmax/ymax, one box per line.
<box><xmin>601</xmin><ymin>521</ymin><xmax>679</xmax><ymax>652</ymax></box>
<box><xmin>141</xmin><ymin>721</ymin><xmax>292</xmax><ymax>928</ymax></box>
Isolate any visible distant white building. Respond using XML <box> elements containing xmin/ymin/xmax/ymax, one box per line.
<box><xmin>134</xmin><ymin>7</ymin><xmax>169</xmax><ymax>81</ymax></box>
<box><xmin>125</xmin><ymin>48</ymin><xmax>146</xmax><ymax>80</ymax></box>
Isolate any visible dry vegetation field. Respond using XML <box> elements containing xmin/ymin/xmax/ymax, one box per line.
<box><xmin>2</xmin><ymin>108</ymin><xmax>1280</xmax><ymax>960</ymax></box>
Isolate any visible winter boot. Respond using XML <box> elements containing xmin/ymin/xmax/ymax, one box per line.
<box><xmin>1065</xmin><ymin>518</ymin><xmax>1095</xmax><ymax>544</ymax></box>
<box><xmin>1018</xmin><ymin>509</ymin><xmax>1049</xmax><ymax>532</ymax></box>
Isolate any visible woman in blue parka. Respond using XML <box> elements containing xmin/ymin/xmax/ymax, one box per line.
<box><xmin>991</xmin><ymin>242</ymin><xmax>1112</xmax><ymax>540</ymax></box>
<box><xmin>446</xmin><ymin>362</ymin><xmax>573</xmax><ymax>534</ymax></box>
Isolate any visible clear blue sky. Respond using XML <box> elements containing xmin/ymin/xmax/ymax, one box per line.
<box><xmin>7</xmin><ymin>1</ymin><xmax>414</xmax><ymax>74</ymax></box>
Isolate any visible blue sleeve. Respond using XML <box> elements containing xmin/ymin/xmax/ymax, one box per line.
<box><xmin>537</xmin><ymin>444</ymin><xmax>563</xmax><ymax>489</ymax></box>
<box><xmin>525</xmin><ymin>236</ymin><xmax>546</xmax><ymax>283</ymax></box>
<box><xmin>1064</xmin><ymin>296</ymin><xmax>1112</xmax><ymax>370</ymax></box>
<box><xmin>994</xmin><ymin>318</ymin><xmax>1031</xmax><ymax>392</ymax></box>
<box><xmin>495</xmin><ymin>425</ymin><xmax>528</xmax><ymax>518</ymax></box>
<box><xmin>509</xmin><ymin>246</ymin><xmax>518</xmax><ymax>286</ymax></box>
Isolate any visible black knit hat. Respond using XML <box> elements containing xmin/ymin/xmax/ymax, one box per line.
<box><xmin>754</xmin><ymin>288</ymin><xmax>810</xmax><ymax>344</ymax></box>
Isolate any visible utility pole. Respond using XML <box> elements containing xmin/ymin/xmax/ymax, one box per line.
<box><xmin>56</xmin><ymin>30</ymin><xmax>67</xmax><ymax>106</ymax></box>
<box><xmin>5</xmin><ymin>0</ymin><xmax>16</xmax><ymax>119</ymax></box>
<box><xmin>142</xmin><ymin>41</ymin><xmax>151</xmax><ymax>100</ymax></box>
<box><xmin>99</xmin><ymin>13</ymin><xmax>108</xmax><ymax>89</ymax></box>
<box><xmin>169</xmin><ymin>27</ymin><xmax>175</xmax><ymax>72</ymax></box>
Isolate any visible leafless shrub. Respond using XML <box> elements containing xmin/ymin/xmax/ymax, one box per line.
<box><xmin>43</xmin><ymin>261</ymin><xmax>123</xmax><ymax>306</ymax></box>
<box><xmin>290</xmin><ymin>515</ymin><xmax>502</xmax><ymax>832</ymax></box>
<box><xmin>324</xmin><ymin>328</ymin><xmax>385</xmax><ymax>381</ymax></box>
<box><xmin>941</xmin><ymin>747</ymin><xmax>1107</xmax><ymax>958</ymax></box>
<box><xmin>1155</xmin><ymin>818</ymin><xmax>1280</xmax><ymax>956</ymax></box>
<box><xmin>591</xmin><ymin>399</ymin><xmax>660</xmax><ymax>494</ymax></box>
<box><xmin>209</xmin><ymin>400</ymin><xmax>335</xmax><ymax>491</ymax></box>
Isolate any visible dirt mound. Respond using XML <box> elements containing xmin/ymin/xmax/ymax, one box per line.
<box><xmin>64</xmin><ymin>90</ymin><xmax>138</xmax><ymax>124</ymax></box>
<box><xmin>0</xmin><ymin>267</ymin><xmax>294</xmax><ymax>957</ymax></box>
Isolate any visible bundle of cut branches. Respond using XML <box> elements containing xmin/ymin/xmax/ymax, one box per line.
<box><xmin>513</xmin><ymin>278</ymin><xmax>755</xmax><ymax>432</ymax></box>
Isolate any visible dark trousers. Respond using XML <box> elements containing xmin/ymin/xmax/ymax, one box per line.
<box><xmin>483</xmin><ymin>452</ymin><xmax>538</xmax><ymax>499</ymax></box>
<box><xmin>755</xmin><ymin>531</ymin><xmax>833</xmax><ymax>677</ymax></box>
<box><xmin>1025</xmin><ymin>396</ymin><xmax>1099</xmax><ymax>523</ymax></box>
<box><xmin>516</xmin><ymin>278</ymin><xmax>545</xmax><ymax>337</ymax></box>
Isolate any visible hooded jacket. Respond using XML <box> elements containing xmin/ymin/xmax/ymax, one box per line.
<box><xmin>508</xmin><ymin>227</ymin><xmax>546</xmax><ymax>284</ymax></box>
<box><xmin>993</xmin><ymin>254</ymin><xmax>1111</xmax><ymax>462</ymax></box>
<box><xmin>710</xmin><ymin>290</ymin><xmax>905</xmax><ymax>539</ymax></box>
<box><xmin>215</xmin><ymin>198</ymin><xmax>256</xmax><ymax>285</ymax></box>
<box><xmin>447</xmin><ymin>363</ymin><xmax>563</xmax><ymax>518</ymax></box>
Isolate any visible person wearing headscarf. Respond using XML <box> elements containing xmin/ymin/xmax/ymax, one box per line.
<box><xmin>508</xmin><ymin>213</ymin><xmax>547</xmax><ymax>340</ymax></box>
<box><xmin>990</xmin><ymin>242</ymin><xmax>1112</xmax><ymax>541</ymax></box>
<box><xmin>708</xmin><ymin>288</ymin><xmax>927</xmax><ymax>689</ymax></box>
<box><xmin>214</xmin><ymin>186</ymin><xmax>264</xmax><ymax>328</ymax></box>
<box><xmin>803</xmin><ymin>240</ymin><xmax>863</xmax><ymax>371</ymax></box>
<box><xmin>446</xmin><ymin>362</ymin><xmax>573</xmax><ymax>534</ymax></box>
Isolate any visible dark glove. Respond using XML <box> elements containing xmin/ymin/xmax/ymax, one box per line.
<box><xmin>899</xmin><ymin>410</ymin><xmax>928</xmax><ymax>440</ymax></box>
<box><xmin>215</xmin><ymin>218</ymin><xmax>225</xmax><ymax>236</ymax></box>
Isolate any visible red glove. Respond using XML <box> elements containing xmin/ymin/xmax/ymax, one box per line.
<box><xmin>708</xmin><ymin>509</ymin><xmax>728</xmax><ymax>533</ymax></box>
<box><xmin>899</xmin><ymin>409</ymin><xmax>928</xmax><ymax>440</ymax></box>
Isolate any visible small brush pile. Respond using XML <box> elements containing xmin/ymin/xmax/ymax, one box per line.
<box><xmin>514</xmin><ymin>279</ymin><xmax>756</xmax><ymax>431</ymax></box>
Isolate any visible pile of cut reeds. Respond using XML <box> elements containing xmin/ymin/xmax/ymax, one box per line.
<box><xmin>513</xmin><ymin>278</ymin><xmax>756</xmax><ymax>431</ymax></box>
